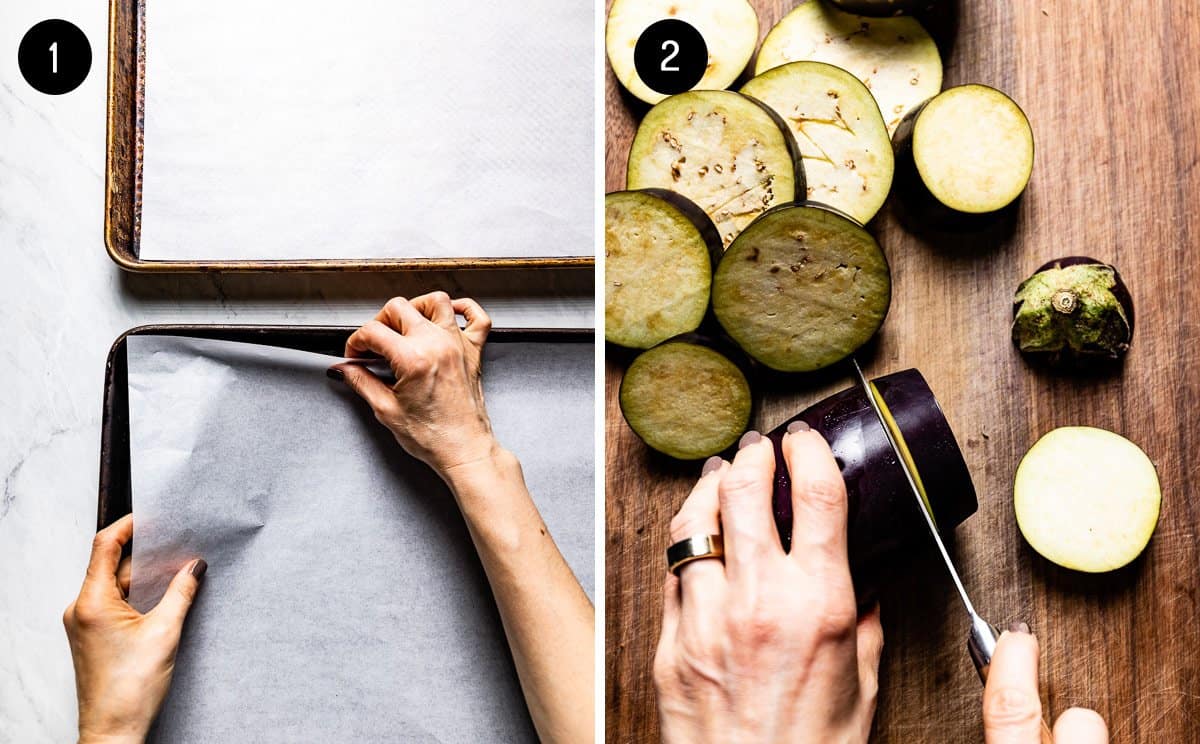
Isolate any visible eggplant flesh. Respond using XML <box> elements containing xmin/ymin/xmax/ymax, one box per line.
<box><xmin>619</xmin><ymin>339</ymin><xmax>753</xmax><ymax>460</ymax></box>
<box><xmin>767</xmin><ymin>369</ymin><xmax>977</xmax><ymax>607</ymax></box>
<box><xmin>899</xmin><ymin>84</ymin><xmax>1034</xmax><ymax>214</ymax></box>
<box><xmin>1014</xmin><ymin>427</ymin><xmax>1160</xmax><ymax>573</ymax></box>
<box><xmin>627</xmin><ymin>90</ymin><xmax>804</xmax><ymax>247</ymax></box>
<box><xmin>605</xmin><ymin>190</ymin><xmax>720</xmax><ymax>349</ymax></box>
<box><xmin>742</xmin><ymin>61</ymin><xmax>895</xmax><ymax>224</ymax></box>
<box><xmin>1012</xmin><ymin>256</ymin><xmax>1132</xmax><ymax>366</ymax></box>
<box><xmin>756</xmin><ymin>1</ymin><xmax>942</xmax><ymax>133</ymax></box>
<box><xmin>605</xmin><ymin>0</ymin><xmax>759</xmax><ymax>105</ymax></box>
<box><xmin>712</xmin><ymin>203</ymin><xmax>891</xmax><ymax>372</ymax></box>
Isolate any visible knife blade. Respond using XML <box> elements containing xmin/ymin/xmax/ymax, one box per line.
<box><xmin>848</xmin><ymin>358</ymin><xmax>1001</xmax><ymax>680</ymax></box>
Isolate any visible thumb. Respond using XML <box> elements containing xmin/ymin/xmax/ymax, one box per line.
<box><xmin>152</xmin><ymin>558</ymin><xmax>206</xmax><ymax>628</ymax></box>
<box><xmin>983</xmin><ymin>627</ymin><xmax>1044</xmax><ymax>743</ymax></box>
<box><xmin>328</xmin><ymin>363</ymin><xmax>396</xmax><ymax>415</ymax></box>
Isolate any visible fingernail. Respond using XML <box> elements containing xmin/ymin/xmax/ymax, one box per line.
<box><xmin>1008</xmin><ymin>621</ymin><xmax>1030</xmax><ymax>634</ymax></box>
<box><xmin>190</xmin><ymin>559</ymin><xmax>208</xmax><ymax>580</ymax></box>
<box><xmin>701</xmin><ymin>456</ymin><xmax>723</xmax><ymax>476</ymax></box>
<box><xmin>326</xmin><ymin>367</ymin><xmax>345</xmax><ymax>382</ymax></box>
<box><xmin>738</xmin><ymin>431</ymin><xmax>761</xmax><ymax>449</ymax></box>
<box><xmin>786</xmin><ymin>420</ymin><xmax>810</xmax><ymax>434</ymax></box>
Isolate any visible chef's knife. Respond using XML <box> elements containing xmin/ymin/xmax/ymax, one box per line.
<box><xmin>849</xmin><ymin>359</ymin><xmax>1054</xmax><ymax>742</ymax></box>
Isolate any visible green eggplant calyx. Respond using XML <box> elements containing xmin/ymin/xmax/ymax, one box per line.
<box><xmin>1012</xmin><ymin>263</ymin><xmax>1131</xmax><ymax>361</ymax></box>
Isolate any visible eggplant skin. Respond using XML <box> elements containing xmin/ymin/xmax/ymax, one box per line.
<box><xmin>1011</xmin><ymin>256</ymin><xmax>1134</xmax><ymax>367</ymax></box>
<box><xmin>826</xmin><ymin>0</ymin><xmax>935</xmax><ymax>16</ymax></box>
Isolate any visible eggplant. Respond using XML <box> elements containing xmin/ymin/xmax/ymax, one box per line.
<box><xmin>756</xmin><ymin>1</ymin><xmax>942</xmax><ymax>134</ymax></box>
<box><xmin>1014</xmin><ymin>427</ymin><xmax>1160</xmax><ymax>573</ymax></box>
<box><xmin>711</xmin><ymin>202</ymin><xmax>891</xmax><ymax>373</ymax></box>
<box><xmin>741</xmin><ymin>61</ymin><xmax>895</xmax><ymax>224</ymax></box>
<box><xmin>619</xmin><ymin>336</ymin><xmax>753</xmax><ymax>460</ymax></box>
<box><xmin>826</xmin><ymin>0</ymin><xmax>936</xmax><ymax>16</ymax></box>
<box><xmin>605</xmin><ymin>190</ymin><xmax>722</xmax><ymax>349</ymax></box>
<box><xmin>605</xmin><ymin>0</ymin><xmax>759</xmax><ymax>105</ymax></box>
<box><xmin>1012</xmin><ymin>256</ymin><xmax>1133</xmax><ymax>367</ymax></box>
<box><xmin>767</xmin><ymin>368</ymin><xmax>977</xmax><ymax>606</ymax></box>
<box><xmin>892</xmin><ymin>84</ymin><xmax>1034</xmax><ymax>215</ymax></box>
<box><xmin>626</xmin><ymin>90</ymin><xmax>805</xmax><ymax>247</ymax></box>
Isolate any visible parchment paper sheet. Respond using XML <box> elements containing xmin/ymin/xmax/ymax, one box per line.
<box><xmin>139</xmin><ymin>1</ymin><xmax>593</xmax><ymax>261</ymax></box>
<box><xmin>126</xmin><ymin>335</ymin><xmax>593</xmax><ymax>742</ymax></box>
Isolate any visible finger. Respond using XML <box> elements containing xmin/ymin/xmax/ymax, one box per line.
<box><xmin>659</xmin><ymin>573</ymin><xmax>681</xmax><ymax>646</ymax></box>
<box><xmin>407</xmin><ymin>291</ymin><xmax>456</xmax><ymax>329</ymax></box>
<box><xmin>983</xmin><ymin>629</ymin><xmax>1044</xmax><ymax>744</ymax></box>
<box><xmin>328</xmin><ymin>363</ymin><xmax>397</xmax><ymax>416</ymax></box>
<box><xmin>856</xmin><ymin>603</ymin><xmax>884</xmax><ymax>695</ymax></box>
<box><xmin>451</xmin><ymin>298</ymin><xmax>492</xmax><ymax>347</ymax></box>
<box><xmin>375</xmin><ymin>297</ymin><xmax>432</xmax><ymax>336</ymax></box>
<box><xmin>782</xmin><ymin>425</ymin><xmax>850</xmax><ymax>573</ymax></box>
<box><xmin>85</xmin><ymin>515</ymin><xmax>133</xmax><ymax>583</ymax></box>
<box><xmin>151</xmin><ymin>558</ymin><xmax>207</xmax><ymax>629</ymax></box>
<box><xmin>1053</xmin><ymin>707</ymin><xmax>1108</xmax><ymax>744</ymax></box>
<box><xmin>117</xmin><ymin>556</ymin><xmax>132</xmax><ymax>598</ymax></box>
<box><xmin>669</xmin><ymin>456</ymin><xmax>729</xmax><ymax>613</ymax></box>
<box><xmin>717</xmin><ymin>432</ymin><xmax>783</xmax><ymax>580</ymax></box>
<box><xmin>345</xmin><ymin>320</ymin><xmax>415</xmax><ymax>370</ymax></box>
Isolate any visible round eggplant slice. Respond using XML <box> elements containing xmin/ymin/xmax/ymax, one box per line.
<box><xmin>756</xmin><ymin>1</ymin><xmax>942</xmax><ymax>133</ymax></box>
<box><xmin>605</xmin><ymin>190</ymin><xmax>721</xmax><ymax>349</ymax></box>
<box><xmin>605</xmin><ymin>0</ymin><xmax>759</xmax><ymax>105</ymax></box>
<box><xmin>898</xmin><ymin>84</ymin><xmax>1034</xmax><ymax>214</ymax></box>
<box><xmin>1012</xmin><ymin>256</ymin><xmax>1133</xmax><ymax>366</ymax></box>
<box><xmin>1015</xmin><ymin>427</ymin><xmax>1160</xmax><ymax>573</ymax></box>
<box><xmin>619</xmin><ymin>340</ymin><xmax>753</xmax><ymax>460</ymax></box>
<box><xmin>742</xmin><ymin>61</ymin><xmax>894</xmax><ymax>224</ymax></box>
<box><xmin>712</xmin><ymin>203</ymin><xmax>891</xmax><ymax>372</ymax></box>
<box><xmin>627</xmin><ymin>90</ymin><xmax>804</xmax><ymax>248</ymax></box>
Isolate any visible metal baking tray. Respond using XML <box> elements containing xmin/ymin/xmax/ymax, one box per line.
<box><xmin>103</xmin><ymin>0</ymin><xmax>593</xmax><ymax>273</ymax></box>
<box><xmin>97</xmin><ymin>324</ymin><xmax>592</xmax><ymax>528</ymax></box>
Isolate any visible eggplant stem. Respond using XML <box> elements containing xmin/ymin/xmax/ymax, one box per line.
<box><xmin>1051</xmin><ymin>290</ymin><xmax>1078</xmax><ymax>314</ymax></box>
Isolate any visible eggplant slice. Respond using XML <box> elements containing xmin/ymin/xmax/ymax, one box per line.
<box><xmin>627</xmin><ymin>90</ymin><xmax>804</xmax><ymax>247</ymax></box>
<box><xmin>605</xmin><ymin>190</ymin><xmax>721</xmax><ymax>349</ymax></box>
<box><xmin>742</xmin><ymin>61</ymin><xmax>894</xmax><ymax>224</ymax></box>
<box><xmin>1015</xmin><ymin>426</ymin><xmax>1160</xmax><ymax>573</ymax></box>
<box><xmin>606</xmin><ymin>0</ymin><xmax>759</xmax><ymax>105</ymax></box>
<box><xmin>619</xmin><ymin>340</ymin><xmax>753</xmax><ymax>459</ymax></box>
<box><xmin>756</xmin><ymin>1</ymin><xmax>942</xmax><ymax>133</ymax></box>
<box><xmin>712</xmin><ymin>203</ymin><xmax>891</xmax><ymax>372</ymax></box>
<box><xmin>901</xmin><ymin>84</ymin><xmax>1034</xmax><ymax>214</ymax></box>
<box><xmin>826</xmin><ymin>0</ymin><xmax>935</xmax><ymax>16</ymax></box>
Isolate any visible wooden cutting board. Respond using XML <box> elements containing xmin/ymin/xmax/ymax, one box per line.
<box><xmin>604</xmin><ymin>1</ymin><xmax>1200</xmax><ymax>741</ymax></box>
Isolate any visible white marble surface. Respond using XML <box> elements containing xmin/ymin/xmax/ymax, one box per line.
<box><xmin>0</xmin><ymin>3</ymin><xmax>594</xmax><ymax>742</ymax></box>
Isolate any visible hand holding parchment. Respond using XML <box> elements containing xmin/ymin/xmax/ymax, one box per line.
<box><xmin>329</xmin><ymin>292</ymin><xmax>498</xmax><ymax>476</ymax></box>
<box><xmin>64</xmin><ymin>515</ymin><xmax>205</xmax><ymax>743</ymax></box>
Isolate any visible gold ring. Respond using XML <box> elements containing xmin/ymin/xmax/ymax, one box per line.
<box><xmin>667</xmin><ymin>534</ymin><xmax>724</xmax><ymax>576</ymax></box>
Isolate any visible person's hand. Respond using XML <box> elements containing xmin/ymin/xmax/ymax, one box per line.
<box><xmin>328</xmin><ymin>293</ymin><xmax>499</xmax><ymax>476</ymax></box>
<box><xmin>653</xmin><ymin>425</ymin><xmax>883</xmax><ymax>743</ymax></box>
<box><xmin>63</xmin><ymin>515</ymin><xmax>206</xmax><ymax>743</ymax></box>
<box><xmin>983</xmin><ymin>626</ymin><xmax>1108</xmax><ymax>743</ymax></box>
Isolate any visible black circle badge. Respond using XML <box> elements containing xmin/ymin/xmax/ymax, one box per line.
<box><xmin>634</xmin><ymin>19</ymin><xmax>707</xmax><ymax>96</ymax></box>
<box><xmin>18</xmin><ymin>19</ymin><xmax>92</xmax><ymax>95</ymax></box>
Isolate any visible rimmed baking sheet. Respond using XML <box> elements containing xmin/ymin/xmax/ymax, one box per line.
<box><xmin>105</xmin><ymin>1</ymin><xmax>594</xmax><ymax>271</ymax></box>
<box><xmin>98</xmin><ymin>324</ymin><xmax>593</xmax><ymax>740</ymax></box>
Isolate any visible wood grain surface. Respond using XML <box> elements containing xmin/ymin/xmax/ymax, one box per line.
<box><xmin>604</xmin><ymin>1</ymin><xmax>1200</xmax><ymax>741</ymax></box>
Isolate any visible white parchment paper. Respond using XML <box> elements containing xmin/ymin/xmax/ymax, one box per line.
<box><xmin>139</xmin><ymin>1</ymin><xmax>594</xmax><ymax>261</ymax></box>
<box><xmin>126</xmin><ymin>335</ymin><xmax>593</xmax><ymax>742</ymax></box>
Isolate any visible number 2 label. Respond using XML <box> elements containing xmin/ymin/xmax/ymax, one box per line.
<box><xmin>660</xmin><ymin>40</ymin><xmax>680</xmax><ymax>72</ymax></box>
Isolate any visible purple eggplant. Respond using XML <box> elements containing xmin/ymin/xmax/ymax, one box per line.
<box><xmin>766</xmin><ymin>369</ymin><xmax>977</xmax><ymax>606</ymax></box>
<box><xmin>1012</xmin><ymin>256</ymin><xmax>1134</xmax><ymax>367</ymax></box>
